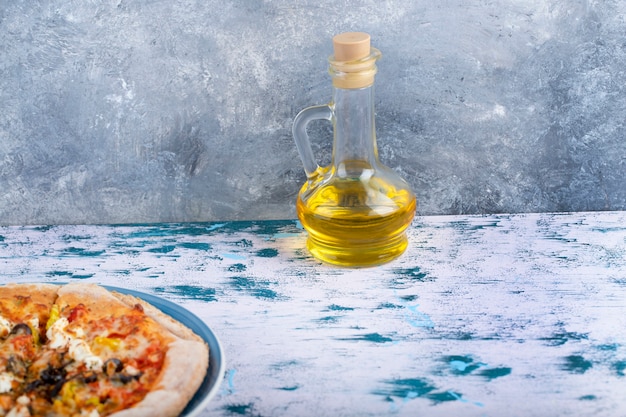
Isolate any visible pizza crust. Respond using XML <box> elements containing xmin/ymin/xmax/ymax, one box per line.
<box><xmin>54</xmin><ymin>283</ymin><xmax>209</xmax><ymax>417</ymax></box>
<box><xmin>111</xmin><ymin>292</ymin><xmax>204</xmax><ymax>342</ymax></box>
<box><xmin>109</xmin><ymin>338</ymin><xmax>208</xmax><ymax>417</ymax></box>
<box><xmin>108</xmin><ymin>291</ymin><xmax>210</xmax><ymax>417</ymax></box>
<box><xmin>0</xmin><ymin>283</ymin><xmax>59</xmax><ymax>306</ymax></box>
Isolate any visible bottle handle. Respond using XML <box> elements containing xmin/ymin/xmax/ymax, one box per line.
<box><xmin>292</xmin><ymin>104</ymin><xmax>332</xmax><ymax>178</ymax></box>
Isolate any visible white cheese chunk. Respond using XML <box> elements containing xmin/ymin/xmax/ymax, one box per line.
<box><xmin>45</xmin><ymin>316</ymin><xmax>104</xmax><ymax>371</ymax></box>
<box><xmin>124</xmin><ymin>364</ymin><xmax>140</xmax><ymax>376</ymax></box>
<box><xmin>46</xmin><ymin>317</ymin><xmax>71</xmax><ymax>349</ymax></box>
<box><xmin>73</xmin><ymin>326</ymin><xmax>85</xmax><ymax>338</ymax></box>
<box><xmin>0</xmin><ymin>372</ymin><xmax>15</xmax><ymax>394</ymax></box>
<box><xmin>6</xmin><ymin>397</ymin><xmax>30</xmax><ymax>417</ymax></box>
<box><xmin>68</xmin><ymin>339</ymin><xmax>103</xmax><ymax>371</ymax></box>
<box><xmin>16</xmin><ymin>396</ymin><xmax>30</xmax><ymax>406</ymax></box>
<box><xmin>26</xmin><ymin>317</ymin><xmax>39</xmax><ymax>333</ymax></box>
<box><xmin>6</xmin><ymin>407</ymin><xmax>28</xmax><ymax>417</ymax></box>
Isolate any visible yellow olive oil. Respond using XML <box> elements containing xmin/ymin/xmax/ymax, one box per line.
<box><xmin>297</xmin><ymin>166</ymin><xmax>416</xmax><ymax>267</ymax></box>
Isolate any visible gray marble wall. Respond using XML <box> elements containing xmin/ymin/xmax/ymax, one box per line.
<box><xmin>1</xmin><ymin>0</ymin><xmax>625</xmax><ymax>225</ymax></box>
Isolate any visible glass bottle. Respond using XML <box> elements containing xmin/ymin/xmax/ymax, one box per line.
<box><xmin>293</xmin><ymin>32</ymin><xmax>416</xmax><ymax>267</ymax></box>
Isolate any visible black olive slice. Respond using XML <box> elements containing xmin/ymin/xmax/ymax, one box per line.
<box><xmin>40</xmin><ymin>365</ymin><xmax>66</xmax><ymax>384</ymax></box>
<box><xmin>103</xmin><ymin>358</ymin><xmax>123</xmax><ymax>375</ymax></box>
<box><xmin>10</xmin><ymin>323</ymin><xmax>32</xmax><ymax>335</ymax></box>
<box><xmin>49</xmin><ymin>379</ymin><xmax>67</xmax><ymax>398</ymax></box>
<box><xmin>81</xmin><ymin>371</ymin><xmax>98</xmax><ymax>384</ymax></box>
<box><xmin>111</xmin><ymin>372</ymin><xmax>142</xmax><ymax>384</ymax></box>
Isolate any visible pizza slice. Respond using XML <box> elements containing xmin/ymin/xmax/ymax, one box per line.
<box><xmin>0</xmin><ymin>283</ymin><xmax>209</xmax><ymax>417</ymax></box>
<box><xmin>0</xmin><ymin>283</ymin><xmax>59</xmax><ymax>410</ymax></box>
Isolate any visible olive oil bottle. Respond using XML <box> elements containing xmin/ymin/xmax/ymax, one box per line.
<box><xmin>293</xmin><ymin>32</ymin><xmax>416</xmax><ymax>267</ymax></box>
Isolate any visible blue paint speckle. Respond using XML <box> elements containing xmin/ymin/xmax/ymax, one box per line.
<box><xmin>270</xmin><ymin>232</ymin><xmax>301</xmax><ymax>239</ymax></box>
<box><xmin>341</xmin><ymin>333</ymin><xmax>393</xmax><ymax>343</ymax></box>
<box><xmin>596</xmin><ymin>343</ymin><xmax>619</xmax><ymax>351</ymax></box>
<box><xmin>450</xmin><ymin>220</ymin><xmax>500</xmax><ymax>231</ymax></box>
<box><xmin>403</xmin><ymin>303</ymin><xmax>435</xmax><ymax>328</ymax></box>
<box><xmin>111</xmin><ymin>224</ymin><xmax>220</xmax><ymax>239</ymax></box>
<box><xmin>612</xmin><ymin>360</ymin><xmax>626</xmax><ymax>377</ymax></box>
<box><xmin>270</xmin><ymin>360</ymin><xmax>299</xmax><ymax>370</ymax></box>
<box><xmin>449</xmin><ymin>332</ymin><xmax>477</xmax><ymax>341</ymax></box>
<box><xmin>562</xmin><ymin>355</ymin><xmax>593</xmax><ymax>374</ymax></box>
<box><xmin>220</xmin><ymin>368</ymin><xmax>237</xmax><ymax>396</ymax></box>
<box><xmin>427</xmin><ymin>391</ymin><xmax>462</xmax><ymax>403</ymax></box>
<box><xmin>47</xmin><ymin>271</ymin><xmax>73</xmax><ymax>277</ymax></box>
<box><xmin>229</xmin><ymin>276</ymin><xmax>279</xmax><ymax>300</ymax></box>
<box><xmin>233</xmin><ymin>239</ymin><xmax>253</xmax><ymax>248</ymax></box>
<box><xmin>376</xmin><ymin>302</ymin><xmax>402</xmax><ymax>310</ymax></box>
<box><xmin>374</xmin><ymin>377</ymin><xmax>483</xmax><ymax>408</ymax></box>
<box><xmin>178</xmin><ymin>242</ymin><xmax>211</xmax><ymax>251</ymax></box>
<box><xmin>228</xmin><ymin>263</ymin><xmax>247</xmax><ymax>272</ymax></box>
<box><xmin>443</xmin><ymin>355</ymin><xmax>509</xmax><ymax>380</ymax></box>
<box><xmin>147</xmin><ymin>245</ymin><xmax>176</xmax><ymax>254</ymax></box>
<box><xmin>393</xmin><ymin>266</ymin><xmax>431</xmax><ymax>281</ymax></box>
<box><xmin>46</xmin><ymin>271</ymin><xmax>94</xmax><ymax>279</ymax></box>
<box><xmin>277</xmin><ymin>385</ymin><xmax>299</xmax><ymax>391</ymax></box>
<box><xmin>251</xmin><ymin>288</ymin><xmax>278</xmax><ymax>299</ymax></box>
<box><xmin>70</xmin><ymin>273</ymin><xmax>95</xmax><ymax>279</ymax></box>
<box><xmin>61</xmin><ymin>247</ymin><xmax>106</xmax><ymax>257</ymax></box>
<box><xmin>223</xmin><ymin>403</ymin><xmax>254</xmax><ymax>416</ymax></box>
<box><xmin>479</xmin><ymin>367</ymin><xmax>512</xmax><ymax>380</ymax></box>
<box><xmin>256</xmin><ymin>248</ymin><xmax>278</xmax><ymax>258</ymax></box>
<box><xmin>450</xmin><ymin>360</ymin><xmax>472</xmax><ymax>373</ymax></box>
<box><xmin>373</xmin><ymin>378</ymin><xmax>437</xmax><ymax>399</ymax></box>
<box><xmin>327</xmin><ymin>304</ymin><xmax>354</xmax><ymax>311</ymax></box>
<box><xmin>316</xmin><ymin>316</ymin><xmax>340</xmax><ymax>323</ymax></box>
<box><xmin>153</xmin><ymin>285</ymin><xmax>217</xmax><ymax>302</ymax></box>
<box><xmin>445</xmin><ymin>356</ymin><xmax>486</xmax><ymax>375</ymax></box>
<box><xmin>540</xmin><ymin>332</ymin><xmax>588</xmax><ymax>346</ymax></box>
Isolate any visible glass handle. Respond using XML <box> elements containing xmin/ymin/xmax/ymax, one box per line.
<box><xmin>292</xmin><ymin>104</ymin><xmax>332</xmax><ymax>178</ymax></box>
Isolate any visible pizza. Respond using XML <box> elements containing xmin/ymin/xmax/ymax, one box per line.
<box><xmin>0</xmin><ymin>283</ymin><xmax>209</xmax><ymax>417</ymax></box>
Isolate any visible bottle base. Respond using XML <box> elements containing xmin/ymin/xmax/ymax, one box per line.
<box><xmin>305</xmin><ymin>233</ymin><xmax>409</xmax><ymax>267</ymax></box>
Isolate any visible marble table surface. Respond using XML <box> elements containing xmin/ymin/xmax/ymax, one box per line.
<box><xmin>2</xmin><ymin>211</ymin><xmax>626</xmax><ymax>416</ymax></box>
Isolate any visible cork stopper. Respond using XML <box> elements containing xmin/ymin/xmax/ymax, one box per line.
<box><xmin>332</xmin><ymin>32</ymin><xmax>371</xmax><ymax>62</ymax></box>
<box><xmin>329</xmin><ymin>32</ymin><xmax>380</xmax><ymax>89</ymax></box>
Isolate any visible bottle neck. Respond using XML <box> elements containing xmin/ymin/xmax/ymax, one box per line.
<box><xmin>331</xmin><ymin>84</ymin><xmax>379</xmax><ymax>175</ymax></box>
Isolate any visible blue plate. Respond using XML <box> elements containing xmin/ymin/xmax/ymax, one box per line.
<box><xmin>105</xmin><ymin>286</ymin><xmax>225</xmax><ymax>417</ymax></box>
